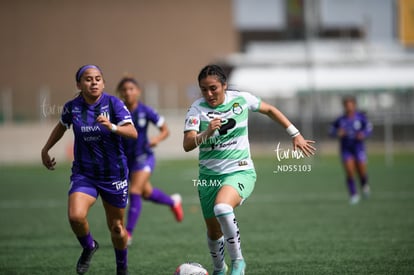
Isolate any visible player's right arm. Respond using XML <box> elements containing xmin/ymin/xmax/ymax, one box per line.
<box><xmin>183</xmin><ymin>118</ymin><xmax>221</xmax><ymax>152</ymax></box>
<box><xmin>183</xmin><ymin>130</ymin><xmax>198</xmax><ymax>152</ymax></box>
<box><xmin>330</xmin><ymin>118</ymin><xmax>345</xmax><ymax>138</ymax></box>
<box><xmin>183</xmin><ymin>104</ymin><xmax>221</xmax><ymax>152</ymax></box>
<box><xmin>150</xmin><ymin>122</ymin><xmax>169</xmax><ymax>147</ymax></box>
<box><xmin>183</xmin><ymin>103</ymin><xmax>222</xmax><ymax>152</ymax></box>
<box><xmin>147</xmin><ymin>107</ymin><xmax>169</xmax><ymax>148</ymax></box>
<box><xmin>41</xmin><ymin>122</ymin><xmax>67</xmax><ymax>170</ymax></box>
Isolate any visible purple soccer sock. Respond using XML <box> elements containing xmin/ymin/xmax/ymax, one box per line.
<box><xmin>77</xmin><ymin>232</ymin><xmax>95</xmax><ymax>249</ymax></box>
<box><xmin>126</xmin><ymin>194</ymin><xmax>142</xmax><ymax>234</ymax></box>
<box><xmin>346</xmin><ymin>177</ymin><xmax>357</xmax><ymax>196</ymax></box>
<box><xmin>114</xmin><ymin>248</ymin><xmax>128</xmax><ymax>270</ymax></box>
<box><xmin>147</xmin><ymin>188</ymin><xmax>174</xmax><ymax>207</ymax></box>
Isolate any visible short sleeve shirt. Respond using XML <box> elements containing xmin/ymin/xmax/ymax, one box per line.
<box><xmin>184</xmin><ymin>90</ymin><xmax>261</xmax><ymax>175</ymax></box>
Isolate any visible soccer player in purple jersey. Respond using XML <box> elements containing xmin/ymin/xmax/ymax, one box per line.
<box><xmin>117</xmin><ymin>77</ymin><xmax>184</xmax><ymax>245</ymax></box>
<box><xmin>330</xmin><ymin>96</ymin><xmax>373</xmax><ymax>205</ymax></box>
<box><xmin>41</xmin><ymin>65</ymin><xmax>137</xmax><ymax>275</ymax></box>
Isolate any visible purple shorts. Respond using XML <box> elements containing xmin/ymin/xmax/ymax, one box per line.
<box><xmin>69</xmin><ymin>174</ymin><xmax>129</xmax><ymax>208</ymax></box>
<box><xmin>341</xmin><ymin>148</ymin><xmax>367</xmax><ymax>163</ymax></box>
<box><xmin>128</xmin><ymin>153</ymin><xmax>156</xmax><ymax>174</ymax></box>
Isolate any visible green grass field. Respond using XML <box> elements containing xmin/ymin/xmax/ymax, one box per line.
<box><xmin>1</xmin><ymin>153</ymin><xmax>413</xmax><ymax>274</ymax></box>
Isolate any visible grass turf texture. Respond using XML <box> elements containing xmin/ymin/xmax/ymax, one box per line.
<box><xmin>0</xmin><ymin>153</ymin><xmax>413</xmax><ymax>274</ymax></box>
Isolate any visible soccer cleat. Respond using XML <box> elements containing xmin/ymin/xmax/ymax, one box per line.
<box><xmin>213</xmin><ymin>263</ymin><xmax>228</xmax><ymax>275</ymax></box>
<box><xmin>76</xmin><ymin>240</ymin><xmax>99</xmax><ymax>274</ymax></box>
<box><xmin>171</xmin><ymin>193</ymin><xmax>184</xmax><ymax>222</ymax></box>
<box><xmin>362</xmin><ymin>184</ymin><xmax>371</xmax><ymax>199</ymax></box>
<box><xmin>349</xmin><ymin>194</ymin><xmax>360</xmax><ymax>205</ymax></box>
<box><xmin>126</xmin><ymin>231</ymin><xmax>133</xmax><ymax>246</ymax></box>
<box><xmin>117</xmin><ymin>267</ymin><xmax>128</xmax><ymax>275</ymax></box>
<box><xmin>230</xmin><ymin>259</ymin><xmax>246</xmax><ymax>275</ymax></box>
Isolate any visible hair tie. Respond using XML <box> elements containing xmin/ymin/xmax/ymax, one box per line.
<box><xmin>76</xmin><ymin>65</ymin><xmax>102</xmax><ymax>82</ymax></box>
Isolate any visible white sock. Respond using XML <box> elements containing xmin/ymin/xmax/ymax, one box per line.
<box><xmin>214</xmin><ymin>203</ymin><xmax>243</xmax><ymax>261</ymax></box>
<box><xmin>207</xmin><ymin>235</ymin><xmax>225</xmax><ymax>271</ymax></box>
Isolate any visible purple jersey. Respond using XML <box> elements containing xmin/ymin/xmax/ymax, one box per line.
<box><xmin>330</xmin><ymin>112</ymin><xmax>372</xmax><ymax>152</ymax></box>
<box><xmin>61</xmin><ymin>93</ymin><xmax>133</xmax><ymax>181</ymax></box>
<box><xmin>122</xmin><ymin>103</ymin><xmax>164</xmax><ymax>168</ymax></box>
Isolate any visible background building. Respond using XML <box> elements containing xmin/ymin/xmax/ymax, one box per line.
<box><xmin>228</xmin><ymin>0</ymin><xmax>413</xmax><ymax>156</ymax></box>
<box><xmin>0</xmin><ymin>0</ymin><xmax>413</xmax><ymax>163</ymax></box>
<box><xmin>0</xmin><ymin>0</ymin><xmax>237</xmax><ymax>121</ymax></box>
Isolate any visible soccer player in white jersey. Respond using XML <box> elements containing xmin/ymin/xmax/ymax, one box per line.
<box><xmin>183</xmin><ymin>65</ymin><xmax>316</xmax><ymax>275</ymax></box>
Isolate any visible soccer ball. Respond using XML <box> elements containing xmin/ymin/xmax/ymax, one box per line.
<box><xmin>174</xmin><ymin>262</ymin><xmax>209</xmax><ymax>275</ymax></box>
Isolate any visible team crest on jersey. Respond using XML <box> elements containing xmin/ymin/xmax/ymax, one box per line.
<box><xmin>353</xmin><ymin>120</ymin><xmax>361</xmax><ymax>130</ymax></box>
<box><xmin>232</xmin><ymin>103</ymin><xmax>243</xmax><ymax>115</ymax></box>
<box><xmin>138</xmin><ymin>113</ymin><xmax>147</xmax><ymax>127</ymax></box>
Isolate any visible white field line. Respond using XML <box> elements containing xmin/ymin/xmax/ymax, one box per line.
<box><xmin>0</xmin><ymin>192</ymin><xmax>413</xmax><ymax>209</ymax></box>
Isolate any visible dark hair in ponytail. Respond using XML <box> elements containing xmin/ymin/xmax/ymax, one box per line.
<box><xmin>197</xmin><ymin>64</ymin><xmax>227</xmax><ymax>85</ymax></box>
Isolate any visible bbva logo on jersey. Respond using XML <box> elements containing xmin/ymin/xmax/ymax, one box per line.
<box><xmin>81</xmin><ymin>125</ymin><xmax>101</xmax><ymax>133</ymax></box>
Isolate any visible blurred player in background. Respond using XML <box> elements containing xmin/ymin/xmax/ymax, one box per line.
<box><xmin>183</xmin><ymin>64</ymin><xmax>315</xmax><ymax>275</ymax></box>
<box><xmin>117</xmin><ymin>77</ymin><xmax>184</xmax><ymax>246</ymax></box>
<box><xmin>330</xmin><ymin>96</ymin><xmax>373</xmax><ymax>205</ymax></box>
<box><xmin>41</xmin><ymin>65</ymin><xmax>137</xmax><ymax>275</ymax></box>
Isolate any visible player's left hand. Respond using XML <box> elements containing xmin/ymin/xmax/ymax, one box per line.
<box><xmin>149</xmin><ymin>137</ymin><xmax>159</xmax><ymax>147</ymax></box>
<box><xmin>96</xmin><ymin>114</ymin><xmax>112</xmax><ymax>130</ymax></box>
<box><xmin>292</xmin><ymin>134</ymin><xmax>316</xmax><ymax>157</ymax></box>
<box><xmin>356</xmin><ymin>132</ymin><xmax>365</xmax><ymax>140</ymax></box>
<box><xmin>41</xmin><ymin>149</ymin><xmax>56</xmax><ymax>170</ymax></box>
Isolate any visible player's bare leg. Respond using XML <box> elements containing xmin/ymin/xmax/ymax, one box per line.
<box><xmin>68</xmin><ymin>192</ymin><xmax>96</xmax><ymax>236</ymax></box>
<box><xmin>142</xmin><ymin>180</ymin><xmax>153</xmax><ymax>198</ymax></box>
<box><xmin>68</xmin><ymin>192</ymin><xmax>99</xmax><ymax>274</ymax></box>
<box><xmin>129</xmin><ymin>170</ymin><xmax>150</xmax><ymax>195</ymax></box>
<box><xmin>103</xmin><ymin>200</ymin><xmax>128</xmax><ymax>274</ymax></box>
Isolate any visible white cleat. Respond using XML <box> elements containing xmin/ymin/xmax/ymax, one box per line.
<box><xmin>126</xmin><ymin>231</ymin><xmax>133</xmax><ymax>246</ymax></box>
<box><xmin>170</xmin><ymin>193</ymin><xmax>184</xmax><ymax>222</ymax></box>
<box><xmin>362</xmin><ymin>185</ymin><xmax>371</xmax><ymax>199</ymax></box>
<box><xmin>349</xmin><ymin>194</ymin><xmax>360</xmax><ymax>205</ymax></box>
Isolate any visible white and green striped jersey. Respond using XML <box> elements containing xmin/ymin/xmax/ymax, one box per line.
<box><xmin>184</xmin><ymin>90</ymin><xmax>261</xmax><ymax>175</ymax></box>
